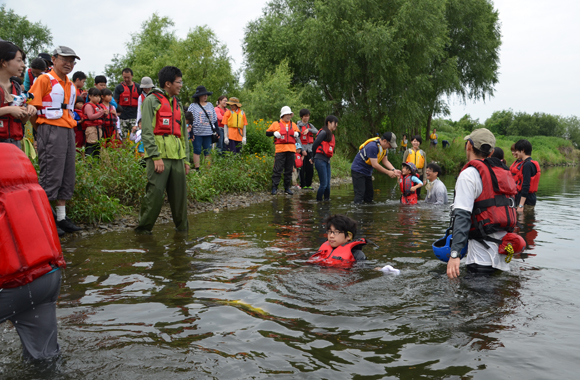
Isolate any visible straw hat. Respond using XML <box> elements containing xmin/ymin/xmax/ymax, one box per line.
<box><xmin>226</xmin><ymin>97</ymin><xmax>242</xmax><ymax>107</ymax></box>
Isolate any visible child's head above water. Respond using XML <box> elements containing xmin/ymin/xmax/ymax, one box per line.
<box><xmin>402</xmin><ymin>162</ymin><xmax>417</xmax><ymax>176</ymax></box>
<box><xmin>325</xmin><ymin>214</ymin><xmax>357</xmax><ymax>248</ymax></box>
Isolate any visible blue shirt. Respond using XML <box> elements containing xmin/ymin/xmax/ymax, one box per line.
<box><xmin>351</xmin><ymin>141</ymin><xmax>381</xmax><ymax>177</ymax></box>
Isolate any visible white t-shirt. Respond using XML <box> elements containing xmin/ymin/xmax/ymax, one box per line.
<box><xmin>454</xmin><ymin>167</ymin><xmax>510</xmax><ymax>271</ymax></box>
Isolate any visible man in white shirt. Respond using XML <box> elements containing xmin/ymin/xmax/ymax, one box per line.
<box><xmin>424</xmin><ymin>162</ymin><xmax>448</xmax><ymax>204</ymax></box>
<box><xmin>447</xmin><ymin>128</ymin><xmax>517</xmax><ymax>279</ymax></box>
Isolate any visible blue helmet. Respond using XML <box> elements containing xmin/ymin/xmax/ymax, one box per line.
<box><xmin>432</xmin><ymin>228</ymin><xmax>468</xmax><ymax>262</ymax></box>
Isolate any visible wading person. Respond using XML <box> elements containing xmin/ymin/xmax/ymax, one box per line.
<box><xmin>447</xmin><ymin>128</ymin><xmax>517</xmax><ymax>279</ymax></box>
<box><xmin>114</xmin><ymin>68</ymin><xmax>141</xmax><ymax>138</ymax></box>
<box><xmin>0</xmin><ymin>143</ymin><xmax>66</xmax><ymax>360</ymax></box>
<box><xmin>135</xmin><ymin>66</ymin><xmax>190</xmax><ymax>233</ymax></box>
<box><xmin>297</xmin><ymin>108</ymin><xmax>318</xmax><ymax>189</ymax></box>
<box><xmin>0</xmin><ymin>41</ymin><xmax>36</xmax><ymax>148</ymax></box>
<box><xmin>266</xmin><ymin>106</ymin><xmax>300</xmax><ymax>195</ymax></box>
<box><xmin>311</xmin><ymin>115</ymin><xmax>338</xmax><ymax>201</ymax></box>
<box><xmin>512</xmin><ymin>139</ymin><xmax>541</xmax><ymax>212</ymax></box>
<box><xmin>402</xmin><ymin>135</ymin><xmax>426</xmax><ymax>197</ymax></box>
<box><xmin>29</xmin><ymin>46</ymin><xmax>82</xmax><ymax>234</ymax></box>
<box><xmin>399</xmin><ymin>162</ymin><xmax>423</xmax><ymax>205</ymax></box>
<box><xmin>424</xmin><ymin>162</ymin><xmax>448</xmax><ymax>204</ymax></box>
<box><xmin>350</xmin><ymin>132</ymin><xmax>401</xmax><ymax>204</ymax></box>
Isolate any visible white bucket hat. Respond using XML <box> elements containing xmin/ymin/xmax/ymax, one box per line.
<box><xmin>280</xmin><ymin>106</ymin><xmax>293</xmax><ymax>118</ymax></box>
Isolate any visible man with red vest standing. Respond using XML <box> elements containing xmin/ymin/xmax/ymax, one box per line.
<box><xmin>266</xmin><ymin>106</ymin><xmax>301</xmax><ymax>195</ymax></box>
<box><xmin>113</xmin><ymin>68</ymin><xmax>142</xmax><ymax>138</ymax></box>
<box><xmin>512</xmin><ymin>139</ymin><xmax>541</xmax><ymax>211</ymax></box>
<box><xmin>29</xmin><ymin>46</ymin><xmax>83</xmax><ymax>234</ymax></box>
<box><xmin>0</xmin><ymin>144</ymin><xmax>66</xmax><ymax>360</ymax></box>
<box><xmin>447</xmin><ymin>128</ymin><xmax>518</xmax><ymax>279</ymax></box>
<box><xmin>135</xmin><ymin>66</ymin><xmax>190</xmax><ymax>233</ymax></box>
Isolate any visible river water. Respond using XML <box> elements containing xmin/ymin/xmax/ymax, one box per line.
<box><xmin>2</xmin><ymin>166</ymin><xmax>579</xmax><ymax>379</ymax></box>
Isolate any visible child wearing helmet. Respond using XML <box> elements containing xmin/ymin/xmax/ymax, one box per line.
<box><xmin>400</xmin><ymin>162</ymin><xmax>423</xmax><ymax>205</ymax></box>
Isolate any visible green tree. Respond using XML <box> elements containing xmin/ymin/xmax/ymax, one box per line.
<box><xmin>0</xmin><ymin>4</ymin><xmax>53</xmax><ymax>56</ymax></box>
<box><xmin>455</xmin><ymin>114</ymin><xmax>482</xmax><ymax>133</ymax></box>
<box><xmin>485</xmin><ymin>109</ymin><xmax>514</xmax><ymax>136</ymax></box>
<box><xmin>105</xmin><ymin>14</ymin><xmax>237</xmax><ymax>105</ymax></box>
<box><xmin>243</xmin><ymin>0</ymin><xmax>501</xmax><ymax>153</ymax></box>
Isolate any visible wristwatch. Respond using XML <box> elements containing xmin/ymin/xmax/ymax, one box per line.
<box><xmin>450</xmin><ymin>250</ymin><xmax>460</xmax><ymax>259</ymax></box>
<box><xmin>518</xmin><ymin>205</ymin><xmax>523</xmax><ymax>209</ymax></box>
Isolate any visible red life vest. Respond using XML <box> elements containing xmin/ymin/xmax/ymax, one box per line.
<box><xmin>512</xmin><ymin>158</ymin><xmax>541</xmax><ymax>194</ymax></box>
<box><xmin>295</xmin><ymin>152</ymin><xmax>303</xmax><ymax>168</ymax></box>
<box><xmin>74</xmin><ymin>107</ymin><xmax>85</xmax><ymax>132</ymax></box>
<box><xmin>153</xmin><ymin>93</ymin><xmax>182</xmax><ymax>138</ymax></box>
<box><xmin>300</xmin><ymin>124</ymin><xmax>314</xmax><ymax>145</ymax></box>
<box><xmin>0</xmin><ymin>80</ymin><xmax>24</xmax><ymax>141</ymax></box>
<box><xmin>461</xmin><ymin>158</ymin><xmax>518</xmax><ymax>242</ymax></box>
<box><xmin>399</xmin><ymin>174</ymin><xmax>418</xmax><ymax>205</ymax></box>
<box><xmin>82</xmin><ymin>103</ymin><xmax>104</xmax><ymax>127</ymax></box>
<box><xmin>100</xmin><ymin>104</ymin><xmax>118</xmax><ymax>139</ymax></box>
<box><xmin>307</xmin><ymin>239</ymin><xmax>366</xmax><ymax>268</ymax></box>
<box><xmin>119</xmin><ymin>82</ymin><xmax>139</xmax><ymax>107</ymax></box>
<box><xmin>0</xmin><ymin>144</ymin><xmax>65</xmax><ymax>289</ymax></box>
<box><xmin>26</xmin><ymin>68</ymin><xmax>35</xmax><ymax>90</ymax></box>
<box><xmin>139</xmin><ymin>92</ymin><xmax>146</xmax><ymax>103</ymax></box>
<box><xmin>315</xmin><ymin>131</ymin><xmax>335</xmax><ymax>158</ymax></box>
<box><xmin>274</xmin><ymin>121</ymin><xmax>297</xmax><ymax>145</ymax></box>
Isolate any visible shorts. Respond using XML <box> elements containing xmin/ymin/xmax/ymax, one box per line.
<box><xmin>192</xmin><ymin>135</ymin><xmax>213</xmax><ymax>156</ymax></box>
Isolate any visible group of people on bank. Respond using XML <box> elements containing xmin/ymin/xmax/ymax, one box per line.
<box><xmin>1</xmin><ymin>40</ymin><xmax>542</xmax><ymax>363</ymax></box>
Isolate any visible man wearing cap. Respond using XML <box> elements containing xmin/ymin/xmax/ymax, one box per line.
<box><xmin>222</xmin><ymin>97</ymin><xmax>247</xmax><ymax>154</ymax></box>
<box><xmin>29</xmin><ymin>46</ymin><xmax>83</xmax><ymax>234</ymax></box>
<box><xmin>447</xmin><ymin>128</ymin><xmax>518</xmax><ymax>279</ymax></box>
<box><xmin>135</xmin><ymin>76</ymin><xmax>154</xmax><ymax>127</ymax></box>
<box><xmin>113</xmin><ymin>68</ymin><xmax>142</xmax><ymax>138</ymax></box>
<box><xmin>350</xmin><ymin>132</ymin><xmax>401</xmax><ymax>204</ymax></box>
<box><xmin>266</xmin><ymin>106</ymin><xmax>301</xmax><ymax>195</ymax></box>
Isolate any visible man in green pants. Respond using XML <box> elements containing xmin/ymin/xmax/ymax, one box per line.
<box><xmin>136</xmin><ymin>66</ymin><xmax>190</xmax><ymax>233</ymax></box>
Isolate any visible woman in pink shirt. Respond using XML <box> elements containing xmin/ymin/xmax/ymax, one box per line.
<box><xmin>214</xmin><ymin>95</ymin><xmax>227</xmax><ymax>152</ymax></box>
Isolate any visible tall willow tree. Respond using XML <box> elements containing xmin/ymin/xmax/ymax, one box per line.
<box><xmin>244</xmin><ymin>0</ymin><xmax>501</xmax><ymax>151</ymax></box>
<box><xmin>105</xmin><ymin>14</ymin><xmax>238</xmax><ymax>105</ymax></box>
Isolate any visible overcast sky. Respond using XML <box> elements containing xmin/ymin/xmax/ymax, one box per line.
<box><xmin>5</xmin><ymin>0</ymin><xmax>580</xmax><ymax>122</ymax></box>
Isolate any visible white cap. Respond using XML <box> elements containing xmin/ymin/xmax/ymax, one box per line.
<box><xmin>280</xmin><ymin>106</ymin><xmax>293</xmax><ymax>118</ymax></box>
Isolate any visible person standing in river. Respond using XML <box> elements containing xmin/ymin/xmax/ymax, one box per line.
<box><xmin>266</xmin><ymin>106</ymin><xmax>300</xmax><ymax>195</ymax></box>
<box><xmin>311</xmin><ymin>115</ymin><xmax>337</xmax><ymax>201</ymax></box>
<box><xmin>512</xmin><ymin>139</ymin><xmax>541</xmax><ymax>212</ymax></box>
<box><xmin>447</xmin><ymin>128</ymin><xmax>517</xmax><ymax>278</ymax></box>
<box><xmin>402</xmin><ymin>135</ymin><xmax>427</xmax><ymax>197</ymax></box>
<box><xmin>297</xmin><ymin>108</ymin><xmax>318</xmax><ymax>189</ymax></box>
<box><xmin>350</xmin><ymin>132</ymin><xmax>401</xmax><ymax>204</ymax></box>
<box><xmin>135</xmin><ymin>66</ymin><xmax>190</xmax><ymax>233</ymax></box>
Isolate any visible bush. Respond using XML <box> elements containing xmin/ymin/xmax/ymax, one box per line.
<box><xmin>244</xmin><ymin>118</ymin><xmax>275</xmax><ymax>155</ymax></box>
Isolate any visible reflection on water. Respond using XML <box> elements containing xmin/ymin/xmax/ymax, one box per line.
<box><xmin>2</xmin><ymin>167</ymin><xmax>579</xmax><ymax>379</ymax></box>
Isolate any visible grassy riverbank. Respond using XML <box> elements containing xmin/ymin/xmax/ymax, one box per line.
<box><xmin>66</xmin><ymin>145</ymin><xmax>353</xmax><ymax>224</ymax></box>
<box><xmin>389</xmin><ymin>135</ymin><xmax>579</xmax><ymax>175</ymax></box>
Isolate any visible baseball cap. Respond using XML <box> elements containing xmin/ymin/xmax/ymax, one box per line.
<box><xmin>464</xmin><ymin>128</ymin><xmax>495</xmax><ymax>153</ymax></box>
<box><xmin>382</xmin><ymin>132</ymin><xmax>397</xmax><ymax>148</ymax></box>
<box><xmin>52</xmin><ymin>46</ymin><xmax>80</xmax><ymax>60</ymax></box>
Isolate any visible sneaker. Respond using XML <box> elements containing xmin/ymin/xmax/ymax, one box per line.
<box><xmin>56</xmin><ymin>217</ymin><xmax>82</xmax><ymax>233</ymax></box>
<box><xmin>56</xmin><ymin>225</ymin><xmax>66</xmax><ymax>237</ymax></box>
<box><xmin>271</xmin><ymin>186</ymin><xmax>278</xmax><ymax>195</ymax></box>
<box><xmin>304</xmin><ymin>186</ymin><xmax>314</xmax><ymax>190</ymax></box>
<box><xmin>285</xmin><ymin>188</ymin><xmax>294</xmax><ymax>195</ymax></box>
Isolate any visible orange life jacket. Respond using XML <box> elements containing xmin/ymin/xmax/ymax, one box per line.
<box><xmin>315</xmin><ymin>131</ymin><xmax>335</xmax><ymax>158</ymax></box>
<box><xmin>0</xmin><ymin>144</ymin><xmax>65</xmax><ymax>288</ymax></box>
<box><xmin>119</xmin><ymin>82</ymin><xmax>139</xmax><ymax>107</ymax></box>
<box><xmin>512</xmin><ymin>158</ymin><xmax>541</xmax><ymax>194</ymax></box>
<box><xmin>153</xmin><ymin>93</ymin><xmax>182</xmax><ymax>138</ymax></box>
<box><xmin>0</xmin><ymin>80</ymin><xmax>24</xmax><ymax>141</ymax></box>
<box><xmin>399</xmin><ymin>174</ymin><xmax>418</xmax><ymax>205</ymax></box>
<box><xmin>274</xmin><ymin>121</ymin><xmax>297</xmax><ymax>145</ymax></box>
<box><xmin>306</xmin><ymin>239</ymin><xmax>366</xmax><ymax>268</ymax></box>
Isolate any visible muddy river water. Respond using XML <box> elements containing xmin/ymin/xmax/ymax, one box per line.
<box><xmin>2</xmin><ymin>166</ymin><xmax>579</xmax><ymax>379</ymax></box>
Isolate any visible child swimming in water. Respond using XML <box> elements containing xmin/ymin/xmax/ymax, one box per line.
<box><xmin>307</xmin><ymin>214</ymin><xmax>366</xmax><ymax>267</ymax></box>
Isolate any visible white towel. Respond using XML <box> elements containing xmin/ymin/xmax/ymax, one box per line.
<box><xmin>379</xmin><ymin>265</ymin><xmax>400</xmax><ymax>275</ymax></box>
